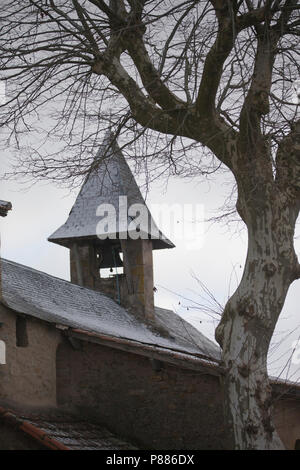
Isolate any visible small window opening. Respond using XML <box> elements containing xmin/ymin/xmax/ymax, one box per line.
<box><xmin>0</xmin><ymin>340</ymin><xmax>6</xmax><ymax>364</ymax></box>
<box><xmin>295</xmin><ymin>439</ymin><xmax>300</xmax><ymax>450</ymax></box>
<box><xmin>16</xmin><ymin>316</ymin><xmax>28</xmax><ymax>347</ymax></box>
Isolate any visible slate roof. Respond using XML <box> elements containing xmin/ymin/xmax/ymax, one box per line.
<box><xmin>48</xmin><ymin>132</ymin><xmax>174</xmax><ymax>250</ymax></box>
<box><xmin>0</xmin><ymin>406</ymin><xmax>137</xmax><ymax>450</ymax></box>
<box><xmin>1</xmin><ymin>258</ymin><xmax>221</xmax><ymax>361</ymax></box>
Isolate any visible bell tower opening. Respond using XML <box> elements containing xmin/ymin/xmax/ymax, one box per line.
<box><xmin>70</xmin><ymin>240</ymin><xmax>124</xmax><ymax>303</ymax></box>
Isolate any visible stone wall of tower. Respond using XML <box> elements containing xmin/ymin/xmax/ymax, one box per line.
<box><xmin>120</xmin><ymin>239</ymin><xmax>154</xmax><ymax>323</ymax></box>
<box><xmin>70</xmin><ymin>244</ymin><xmax>98</xmax><ymax>289</ymax></box>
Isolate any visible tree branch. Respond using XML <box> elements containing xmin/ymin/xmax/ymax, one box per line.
<box><xmin>276</xmin><ymin>120</ymin><xmax>300</xmax><ymax>204</ymax></box>
<box><xmin>126</xmin><ymin>36</ymin><xmax>187</xmax><ymax>111</ymax></box>
<box><xmin>91</xmin><ymin>55</ymin><xmax>180</xmax><ymax>135</ymax></box>
<box><xmin>196</xmin><ymin>2</ymin><xmax>236</xmax><ymax>117</ymax></box>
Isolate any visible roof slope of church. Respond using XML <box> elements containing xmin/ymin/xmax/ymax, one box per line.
<box><xmin>48</xmin><ymin>132</ymin><xmax>174</xmax><ymax>250</ymax></box>
<box><xmin>1</xmin><ymin>258</ymin><xmax>221</xmax><ymax>361</ymax></box>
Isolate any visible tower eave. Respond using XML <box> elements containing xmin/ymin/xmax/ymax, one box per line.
<box><xmin>48</xmin><ymin>234</ymin><xmax>175</xmax><ymax>250</ymax></box>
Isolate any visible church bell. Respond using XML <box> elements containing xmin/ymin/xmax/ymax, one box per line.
<box><xmin>95</xmin><ymin>243</ymin><xmax>123</xmax><ymax>270</ymax></box>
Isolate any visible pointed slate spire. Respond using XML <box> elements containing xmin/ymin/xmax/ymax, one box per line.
<box><xmin>48</xmin><ymin>132</ymin><xmax>174</xmax><ymax>250</ymax></box>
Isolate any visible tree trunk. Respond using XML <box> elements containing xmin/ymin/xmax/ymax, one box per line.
<box><xmin>215</xmin><ymin>194</ymin><xmax>299</xmax><ymax>450</ymax></box>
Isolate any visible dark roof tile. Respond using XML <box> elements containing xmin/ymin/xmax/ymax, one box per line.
<box><xmin>0</xmin><ymin>406</ymin><xmax>137</xmax><ymax>450</ymax></box>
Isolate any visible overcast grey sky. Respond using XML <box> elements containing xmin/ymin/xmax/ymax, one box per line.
<box><xmin>1</xmin><ymin>146</ymin><xmax>300</xmax><ymax>382</ymax></box>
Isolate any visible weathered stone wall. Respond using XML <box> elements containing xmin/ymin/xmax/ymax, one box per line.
<box><xmin>1</xmin><ymin>302</ymin><xmax>299</xmax><ymax>450</ymax></box>
<box><xmin>273</xmin><ymin>397</ymin><xmax>300</xmax><ymax>450</ymax></box>
<box><xmin>56</xmin><ymin>338</ymin><xmax>300</xmax><ymax>450</ymax></box>
<box><xmin>120</xmin><ymin>239</ymin><xmax>155</xmax><ymax>323</ymax></box>
<box><xmin>56</xmin><ymin>338</ymin><xmax>230</xmax><ymax>450</ymax></box>
<box><xmin>0</xmin><ymin>304</ymin><xmax>60</xmax><ymax>408</ymax></box>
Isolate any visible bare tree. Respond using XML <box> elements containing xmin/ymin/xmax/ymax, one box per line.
<box><xmin>0</xmin><ymin>0</ymin><xmax>299</xmax><ymax>449</ymax></box>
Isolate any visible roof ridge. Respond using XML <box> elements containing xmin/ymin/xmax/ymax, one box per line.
<box><xmin>1</xmin><ymin>258</ymin><xmax>73</xmax><ymax>285</ymax></box>
<box><xmin>0</xmin><ymin>258</ymin><xmax>121</xmax><ymax>300</ymax></box>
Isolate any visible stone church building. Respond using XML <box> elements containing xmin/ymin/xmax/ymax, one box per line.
<box><xmin>0</xmin><ymin>135</ymin><xmax>299</xmax><ymax>450</ymax></box>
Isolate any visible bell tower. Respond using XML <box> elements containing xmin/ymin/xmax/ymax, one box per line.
<box><xmin>48</xmin><ymin>133</ymin><xmax>174</xmax><ymax>324</ymax></box>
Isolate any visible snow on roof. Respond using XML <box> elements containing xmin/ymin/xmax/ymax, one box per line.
<box><xmin>0</xmin><ymin>258</ymin><xmax>220</xmax><ymax>361</ymax></box>
<box><xmin>48</xmin><ymin>132</ymin><xmax>174</xmax><ymax>250</ymax></box>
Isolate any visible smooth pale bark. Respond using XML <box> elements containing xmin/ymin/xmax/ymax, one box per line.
<box><xmin>216</xmin><ymin>192</ymin><xmax>299</xmax><ymax>449</ymax></box>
